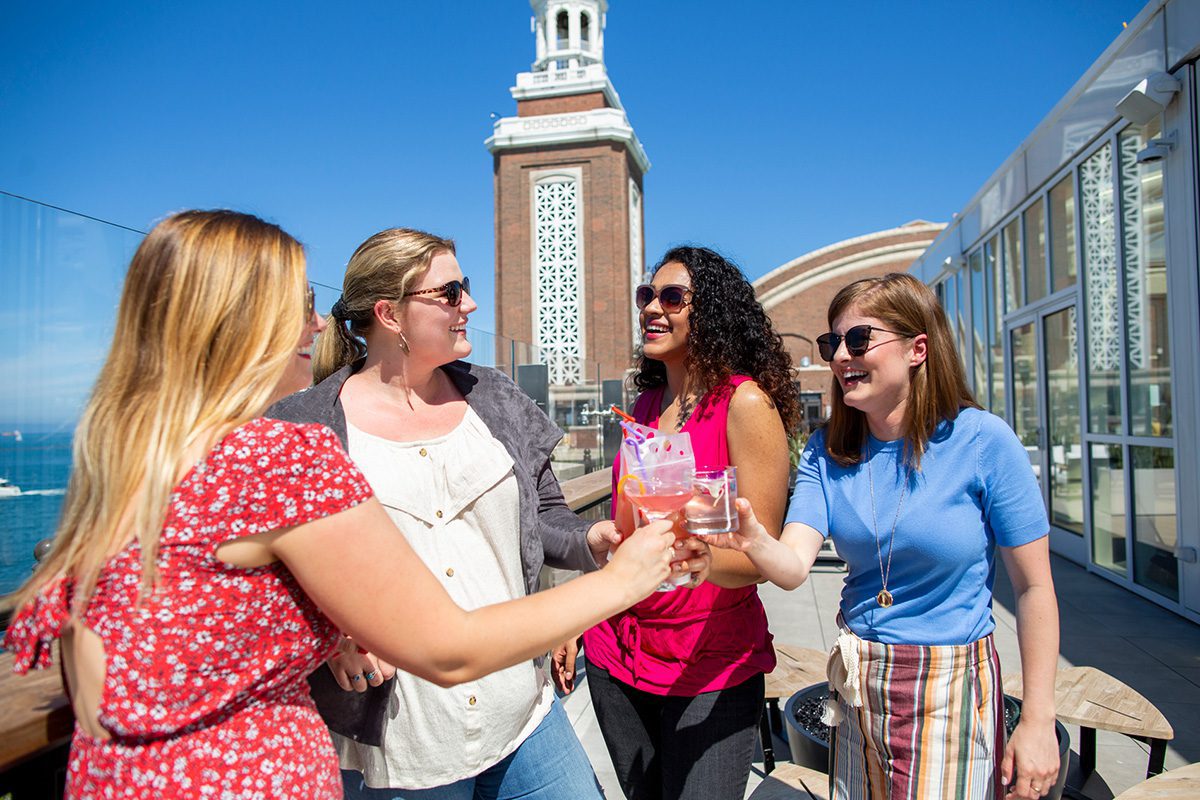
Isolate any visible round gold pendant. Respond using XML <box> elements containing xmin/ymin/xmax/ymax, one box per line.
<box><xmin>876</xmin><ymin>589</ymin><xmax>894</xmax><ymax>608</ymax></box>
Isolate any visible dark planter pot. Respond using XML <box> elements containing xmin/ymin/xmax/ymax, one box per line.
<box><xmin>783</xmin><ymin>683</ymin><xmax>831</xmax><ymax>772</ymax></box>
<box><xmin>783</xmin><ymin>687</ymin><xmax>1072</xmax><ymax>794</ymax></box>
<box><xmin>1005</xmin><ymin>695</ymin><xmax>1071</xmax><ymax>800</ymax></box>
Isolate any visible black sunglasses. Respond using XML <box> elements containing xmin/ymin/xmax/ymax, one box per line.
<box><xmin>635</xmin><ymin>283</ymin><xmax>691</xmax><ymax>313</ymax></box>
<box><xmin>304</xmin><ymin>284</ymin><xmax>315</xmax><ymax>319</ymax></box>
<box><xmin>403</xmin><ymin>277</ymin><xmax>471</xmax><ymax>307</ymax></box>
<box><xmin>816</xmin><ymin>325</ymin><xmax>912</xmax><ymax>362</ymax></box>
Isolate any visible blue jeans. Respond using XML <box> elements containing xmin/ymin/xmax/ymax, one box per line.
<box><xmin>340</xmin><ymin>698</ymin><xmax>604</xmax><ymax>800</ymax></box>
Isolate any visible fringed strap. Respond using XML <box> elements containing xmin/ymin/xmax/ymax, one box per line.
<box><xmin>821</xmin><ymin>624</ymin><xmax>863</xmax><ymax>728</ymax></box>
<box><xmin>2</xmin><ymin>576</ymin><xmax>71</xmax><ymax>673</ymax></box>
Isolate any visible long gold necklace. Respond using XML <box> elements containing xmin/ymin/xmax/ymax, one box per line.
<box><xmin>866</xmin><ymin>442</ymin><xmax>908</xmax><ymax>608</ymax></box>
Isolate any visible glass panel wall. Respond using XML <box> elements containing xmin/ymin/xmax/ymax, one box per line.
<box><xmin>0</xmin><ymin>192</ymin><xmax>143</xmax><ymax>597</ymax></box>
<box><xmin>1045</xmin><ymin>307</ymin><xmax>1083</xmax><ymax>534</ymax></box>
<box><xmin>1131</xmin><ymin>446</ymin><xmax>1177</xmax><ymax>600</ymax></box>
<box><xmin>1119</xmin><ymin>119</ymin><xmax>1172</xmax><ymax>438</ymax></box>
<box><xmin>1003</xmin><ymin>218</ymin><xmax>1023</xmax><ymax>310</ymax></box>
<box><xmin>1049</xmin><ymin>175</ymin><xmax>1077</xmax><ymax>292</ymax></box>
<box><xmin>1010</xmin><ymin>322</ymin><xmax>1040</xmax><ymax>486</ymax></box>
<box><xmin>969</xmin><ymin>249</ymin><xmax>987</xmax><ymax>398</ymax></box>
<box><xmin>986</xmin><ymin>236</ymin><xmax>1005</xmax><ymax>416</ymax></box>
<box><xmin>1081</xmin><ymin>144</ymin><xmax>1121</xmax><ymax>435</ymax></box>
<box><xmin>1091</xmin><ymin>443</ymin><xmax>1126</xmax><ymax>573</ymax></box>
<box><xmin>1025</xmin><ymin>198</ymin><xmax>1048</xmax><ymax>303</ymax></box>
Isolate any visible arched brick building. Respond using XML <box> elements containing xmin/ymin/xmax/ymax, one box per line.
<box><xmin>753</xmin><ymin>220</ymin><xmax>945</xmax><ymax>431</ymax></box>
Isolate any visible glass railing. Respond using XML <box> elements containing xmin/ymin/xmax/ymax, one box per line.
<box><xmin>0</xmin><ymin>191</ymin><xmax>146</xmax><ymax>597</ymax></box>
<box><xmin>0</xmin><ymin>193</ymin><xmax>616</xmax><ymax>597</ymax></box>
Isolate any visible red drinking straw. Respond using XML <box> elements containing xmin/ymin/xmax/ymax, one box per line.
<box><xmin>610</xmin><ymin>405</ymin><xmax>636</xmax><ymax>423</ymax></box>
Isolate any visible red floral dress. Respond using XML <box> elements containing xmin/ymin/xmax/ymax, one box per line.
<box><xmin>4</xmin><ymin>418</ymin><xmax>373</xmax><ymax>799</ymax></box>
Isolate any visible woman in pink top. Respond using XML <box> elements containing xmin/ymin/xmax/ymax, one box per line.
<box><xmin>577</xmin><ymin>246</ymin><xmax>800</xmax><ymax>800</ymax></box>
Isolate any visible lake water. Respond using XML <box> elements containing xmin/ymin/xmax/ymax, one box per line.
<box><xmin>0</xmin><ymin>432</ymin><xmax>72</xmax><ymax>596</ymax></box>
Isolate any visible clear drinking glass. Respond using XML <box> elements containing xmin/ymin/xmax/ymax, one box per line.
<box><xmin>686</xmin><ymin>466</ymin><xmax>738</xmax><ymax>535</ymax></box>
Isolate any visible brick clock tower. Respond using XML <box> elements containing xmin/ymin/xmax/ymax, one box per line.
<box><xmin>487</xmin><ymin>0</ymin><xmax>650</xmax><ymax>396</ymax></box>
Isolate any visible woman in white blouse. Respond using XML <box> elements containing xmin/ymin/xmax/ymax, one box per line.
<box><xmin>270</xmin><ymin>228</ymin><xmax>706</xmax><ymax>800</ymax></box>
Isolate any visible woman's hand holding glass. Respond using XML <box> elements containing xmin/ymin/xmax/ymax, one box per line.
<box><xmin>604</xmin><ymin>518</ymin><xmax>681</xmax><ymax>603</ymax></box>
<box><xmin>706</xmin><ymin>499</ymin><xmax>824</xmax><ymax>591</ymax></box>
<box><xmin>704</xmin><ymin>498</ymin><xmax>773</xmax><ymax>553</ymax></box>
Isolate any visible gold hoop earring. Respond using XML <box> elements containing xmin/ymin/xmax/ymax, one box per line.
<box><xmin>398</xmin><ymin>331</ymin><xmax>410</xmax><ymax>354</ymax></box>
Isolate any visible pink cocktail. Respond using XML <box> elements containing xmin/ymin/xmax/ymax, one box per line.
<box><xmin>625</xmin><ymin>482</ymin><xmax>693</xmax><ymax>591</ymax></box>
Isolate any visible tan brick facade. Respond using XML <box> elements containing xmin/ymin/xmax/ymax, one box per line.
<box><xmin>493</xmin><ymin>142</ymin><xmax>645</xmax><ymax>381</ymax></box>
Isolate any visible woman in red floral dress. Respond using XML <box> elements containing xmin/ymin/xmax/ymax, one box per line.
<box><xmin>2</xmin><ymin>210</ymin><xmax>676</xmax><ymax>799</ymax></box>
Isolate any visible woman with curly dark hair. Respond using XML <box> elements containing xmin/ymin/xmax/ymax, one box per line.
<box><xmin>575</xmin><ymin>245</ymin><xmax>799</xmax><ymax>800</ymax></box>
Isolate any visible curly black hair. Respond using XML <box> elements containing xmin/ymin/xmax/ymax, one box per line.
<box><xmin>632</xmin><ymin>245</ymin><xmax>801</xmax><ymax>433</ymax></box>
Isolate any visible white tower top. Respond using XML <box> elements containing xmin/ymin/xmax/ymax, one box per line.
<box><xmin>486</xmin><ymin>0</ymin><xmax>649</xmax><ymax>173</ymax></box>
<box><xmin>530</xmin><ymin>0</ymin><xmax>608</xmax><ymax>72</ymax></box>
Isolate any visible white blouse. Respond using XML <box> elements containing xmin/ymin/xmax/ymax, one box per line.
<box><xmin>333</xmin><ymin>407</ymin><xmax>554</xmax><ymax>789</ymax></box>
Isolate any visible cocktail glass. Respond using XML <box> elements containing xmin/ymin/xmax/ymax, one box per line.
<box><xmin>623</xmin><ymin>476</ymin><xmax>694</xmax><ymax>592</ymax></box>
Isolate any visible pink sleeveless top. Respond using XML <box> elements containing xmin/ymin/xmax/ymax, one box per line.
<box><xmin>582</xmin><ymin>376</ymin><xmax>776</xmax><ymax>695</ymax></box>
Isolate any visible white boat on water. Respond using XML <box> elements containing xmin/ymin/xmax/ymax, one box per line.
<box><xmin>0</xmin><ymin>430</ymin><xmax>21</xmax><ymax>442</ymax></box>
<box><xmin>0</xmin><ymin>477</ymin><xmax>21</xmax><ymax>497</ymax></box>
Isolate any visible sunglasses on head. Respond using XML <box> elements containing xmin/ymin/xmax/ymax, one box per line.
<box><xmin>304</xmin><ymin>284</ymin><xmax>315</xmax><ymax>319</ymax></box>
<box><xmin>403</xmin><ymin>277</ymin><xmax>471</xmax><ymax>307</ymax></box>
<box><xmin>635</xmin><ymin>283</ymin><xmax>691</xmax><ymax>313</ymax></box>
<box><xmin>816</xmin><ymin>325</ymin><xmax>912</xmax><ymax>362</ymax></box>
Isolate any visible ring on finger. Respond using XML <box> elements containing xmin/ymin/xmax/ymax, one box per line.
<box><xmin>351</xmin><ymin>674</ymin><xmax>363</xmax><ymax>682</ymax></box>
<box><xmin>364</xmin><ymin>671</ymin><xmax>378</xmax><ymax>681</ymax></box>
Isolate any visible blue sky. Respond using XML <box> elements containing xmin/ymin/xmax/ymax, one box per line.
<box><xmin>1</xmin><ymin>0</ymin><xmax>1146</xmax><ymax>337</ymax></box>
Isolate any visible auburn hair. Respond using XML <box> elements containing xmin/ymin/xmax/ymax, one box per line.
<box><xmin>823</xmin><ymin>273</ymin><xmax>979</xmax><ymax>469</ymax></box>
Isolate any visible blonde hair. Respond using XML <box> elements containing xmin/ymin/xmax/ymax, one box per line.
<box><xmin>823</xmin><ymin>272</ymin><xmax>979</xmax><ymax>469</ymax></box>
<box><xmin>312</xmin><ymin>227</ymin><xmax>455</xmax><ymax>383</ymax></box>
<box><xmin>5</xmin><ymin>210</ymin><xmax>307</xmax><ymax>614</ymax></box>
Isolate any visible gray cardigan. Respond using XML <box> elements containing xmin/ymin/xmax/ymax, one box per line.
<box><xmin>266</xmin><ymin>359</ymin><xmax>596</xmax><ymax>744</ymax></box>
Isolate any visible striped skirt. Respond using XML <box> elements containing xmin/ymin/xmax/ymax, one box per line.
<box><xmin>826</xmin><ymin>627</ymin><xmax>1004</xmax><ymax>800</ymax></box>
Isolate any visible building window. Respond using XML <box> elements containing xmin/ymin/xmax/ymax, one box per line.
<box><xmin>1024</xmin><ymin>198</ymin><xmax>1048</xmax><ymax>303</ymax></box>
<box><xmin>1119</xmin><ymin>119</ymin><xmax>1171</xmax><ymax>438</ymax></box>
<box><xmin>1049</xmin><ymin>175</ymin><xmax>1077</xmax><ymax>292</ymax></box>
<box><xmin>556</xmin><ymin>10</ymin><xmax>569</xmax><ymax>50</ymax></box>
<box><xmin>1081</xmin><ymin>143</ymin><xmax>1120</xmax><ymax>435</ymax></box>
<box><xmin>969</xmin><ymin>249</ymin><xmax>987</xmax><ymax>399</ymax></box>
<box><xmin>628</xmin><ymin>180</ymin><xmax>643</xmax><ymax>350</ymax></box>
<box><xmin>534</xmin><ymin>175</ymin><xmax>584</xmax><ymax>385</ymax></box>
<box><xmin>986</xmin><ymin>235</ymin><xmax>1004</xmax><ymax>416</ymax></box>
<box><xmin>581</xmin><ymin>12</ymin><xmax>590</xmax><ymax>48</ymax></box>
<box><xmin>1002</xmin><ymin>217</ymin><xmax>1022</xmax><ymax>310</ymax></box>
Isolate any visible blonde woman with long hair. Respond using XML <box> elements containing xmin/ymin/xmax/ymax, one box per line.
<box><xmin>2</xmin><ymin>210</ymin><xmax>677</xmax><ymax>799</ymax></box>
<box><xmin>268</xmin><ymin>227</ymin><xmax>700</xmax><ymax>800</ymax></box>
<box><xmin>716</xmin><ymin>273</ymin><xmax>1060</xmax><ymax>800</ymax></box>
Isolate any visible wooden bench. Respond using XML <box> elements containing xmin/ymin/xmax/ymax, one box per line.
<box><xmin>1004</xmin><ymin>665</ymin><xmax>1174</xmax><ymax>781</ymax></box>
<box><xmin>760</xmin><ymin>644</ymin><xmax>827</xmax><ymax>773</ymax></box>
<box><xmin>749</xmin><ymin>763</ymin><xmax>831</xmax><ymax>799</ymax></box>
<box><xmin>1112</xmin><ymin>761</ymin><xmax>1200</xmax><ymax>799</ymax></box>
<box><xmin>0</xmin><ymin>649</ymin><xmax>73</xmax><ymax>773</ymax></box>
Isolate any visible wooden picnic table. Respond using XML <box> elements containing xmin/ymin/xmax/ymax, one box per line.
<box><xmin>1004</xmin><ymin>665</ymin><xmax>1174</xmax><ymax>780</ymax></box>
<box><xmin>1112</xmin><ymin>761</ymin><xmax>1200</xmax><ymax>799</ymax></box>
<box><xmin>0</xmin><ymin>648</ymin><xmax>73</xmax><ymax>772</ymax></box>
<box><xmin>760</xmin><ymin>644</ymin><xmax>827</xmax><ymax>773</ymax></box>
<box><xmin>749</xmin><ymin>763</ymin><xmax>831</xmax><ymax>800</ymax></box>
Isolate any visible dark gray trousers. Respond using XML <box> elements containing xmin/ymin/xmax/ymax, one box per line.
<box><xmin>586</xmin><ymin>662</ymin><xmax>765</xmax><ymax>800</ymax></box>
